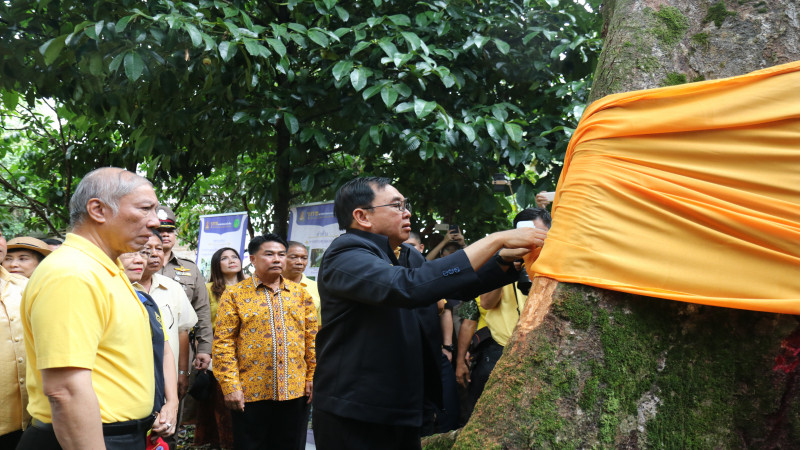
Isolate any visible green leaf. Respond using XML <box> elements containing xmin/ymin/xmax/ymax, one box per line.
<box><xmin>287</xmin><ymin>23</ymin><xmax>308</xmax><ymax>33</ymax></box>
<box><xmin>219</xmin><ymin>41</ymin><xmax>236</xmax><ymax>62</ymax></box>
<box><xmin>550</xmin><ymin>43</ymin><xmax>568</xmax><ymax>59</ymax></box>
<box><xmin>109</xmin><ymin>53</ymin><xmax>124</xmax><ymax>72</ymax></box>
<box><xmin>114</xmin><ymin>16</ymin><xmax>133</xmax><ymax>34</ymax></box>
<box><xmin>369</xmin><ymin>125</ymin><xmax>381</xmax><ymax>145</ymax></box>
<box><xmin>394</xmin><ymin>83</ymin><xmax>412</xmax><ymax>97</ymax></box>
<box><xmin>388</xmin><ymin>14</ymin><xmax>411</xmax><ymax>27</ymax></box>
<box><xmin>1</xmin><ymin>90</ymin><xmax>19</xmax><ymax>111</ymax></box>
<box><xmin>504</xmin><ymin>123</ymin><xmax>523</xmax><ymax>143</ymax></box>
<box><xmin>545</xmin><ymin>0</ymin><xmax>559</xmax><ymax>7</ymax></box>
<box><xmin>88</xmin><ymin>53</ymin><xmax>103</xmax><ymax>76</ymax></box>
<box><xmin>307</xmin><ymin>29</ymin><xmax>329</xmax><ymax>47</ymax></box>
<box><xmin>124</xmin><ymin>51</ymin><xmax>145</xmax><ymax>81</ymax></box>
<box><xmin>413</xmin><ymin>99</ymin><xmax>436</xmax><ymax>118</ymax></box>
<box><xmin>350</xmin><ymin>41</ymin><xmax>370</xmax><ymax>56</ymax></box>
<box><xmin>380</xmin><ymin>86</ymin><xmax>398</xmax><ymax>108</ymax></box>
<box><xmin>232</xmin><ymin>111</ymin><xmax>250</xmax><ymax>123</ymax></box>
<box><xmin>362</xmin><ymin>84</ymin><xmax>382</xmax><ymax>100</ymax></box>
<box><xmin>492</xmin><ymin>105</ymin><xmax>508</xmax><ymax>122</ymax></box>
<box><xmin>244</xmin><ymin>39</ymin><xmax>270</xmax><ymax>58</ymax></box>
<box><xmin>456</xmin><ymin>122</ymin><xmax>476</xmax><ymax>142</ymax></box>
<box><xmin>186</xmin><ymin>24</ymin><xmax>203</xmax><ymax>47</ymax></box>
<box><xmin>486</xmin><ymin>119</ymin><xmax>502</xmax><ymax>141</ymax></box>
<box><xmin>39</xmin><ymin>35</ymin><xmax>67</xmax><ymax>65</ymax></box>
<box><xmin>493</xmin><ymin>38</ymin><xmax>510</xmax><ymax>54</ymax></box>
<box><xmin>401</xmin><ymin>32</ymin><xmax>421</xmax><ymax>51</ymax></box>
<box><xmin>395</xmin><ymin>102</ymin><xmax>413</xmax><ymax>113</ymax></box>
<box><xmin>323</xmin><ymin>0</ymin><xmax>337</xmax><ymax>11</ymax></box>
<box><xmin>301</xmin><ymin>174</ymin><xmax>315</xmax><ymax>191</ymax></box>
<box><xmin>94</xmin><ymin>20</ymin><xmax>105</xmax><ymax>39</ymax></box>
<box><xmin>283</xmin><ymin>112</ymin><xmax>299</xmax><ymax>134</ymax></box>
<box><xmin>266</xmin><ymin>38</ymin><xmax>286</xmax><ymax>58</ymax></box>
<box><xmin>332</xmin><ymin>60</ymin><xmax>353</xmax><ymax>81</ymax></box>
<box><xmin>335</xmin><ymin>6</ymin><xmax>350</xmax><ymax>21</ymax></box>
<box><xmin>378</xmin><ymin>40</ymin><xmax>399</xmax><ymax>58</ymax></box>
<box><xmin>350</xmin><ymin>67</ymin><xmax>368</xmax><ymax>91</ymax></box>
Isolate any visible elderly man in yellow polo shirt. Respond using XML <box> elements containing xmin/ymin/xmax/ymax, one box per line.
<box><xmin>283</xmin><ymin>241</ymin><xmax>320</xmax><ymax>318</ymax></box>
<box><xmin>17</xmin><ymin>167</ymin><xmax>175</xmax><ymax>449</ymax></box>
<box><xmin>0</xmin><ymin>227</ymin><xmax>29</xmax><ymax>449</ymax></box>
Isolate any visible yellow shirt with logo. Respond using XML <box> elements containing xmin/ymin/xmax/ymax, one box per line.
<box><xmin>477</xmin><ymin>283</ymin><xmax>526</xmax><ymax>347</ymax></box>
<box><xmin>22</xmin><ymin>233</ymin><xmax>154</xmax><ymax>423</ymax></box>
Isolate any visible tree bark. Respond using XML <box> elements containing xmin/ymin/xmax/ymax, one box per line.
<box><xmin>439</xmin><ymin>1</ymin><xmax>800</xmax><ymax>448</ymax></box>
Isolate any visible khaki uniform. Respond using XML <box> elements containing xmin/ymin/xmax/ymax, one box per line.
<box><xmin>160</xmin><ymin>253</ymin><xmax>212</xmax><ymax>355</ymax></box>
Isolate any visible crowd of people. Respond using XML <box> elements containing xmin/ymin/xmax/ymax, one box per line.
<box><xmin>0</xmin><ymin>168</ymin><xmax>550</xmax><ymax>450</ymax></box>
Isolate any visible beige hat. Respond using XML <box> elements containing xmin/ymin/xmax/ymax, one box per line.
<box><xmin>6</xmin><ymin>237</ymin><xmax>52</xmax><ymax>257</ymax></box>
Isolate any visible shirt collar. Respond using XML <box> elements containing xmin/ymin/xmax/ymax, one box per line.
<box><xmin>63</xmin><ymin>233</ymin><xmax>124</xmax><ymax>277</ymax></box>
<box><xmin>0</xmin><ymin>265</ymin><xmax>27</xmax><ymax>287</ymax></box>
<box><xmin>251</xmin><ymin>273</ymin><xmax>289</xmax><ymax>292</ymax></box>
<box><xmin>346</xmin><ymin>228</ymin><xmax>399</xmax><ymax>265</ymax></box>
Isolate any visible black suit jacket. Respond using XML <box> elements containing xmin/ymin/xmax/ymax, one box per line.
<box><xmin>313</xmin><ymin>229</ymin><xmax>519</xmax><ymax>427</ymax></box>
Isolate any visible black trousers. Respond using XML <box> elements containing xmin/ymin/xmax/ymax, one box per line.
<box><xmin>312</xmin><ymin>408</ymin><xmax>421</xmax><ymax>450</ymax></box>
<box><xmin>0</xmin><ymin>429</ymin><xmax>22</xmax><ymax>449</ymax></box>
<box><xmin>16</xmin><ymin>420</ymin><xmax>149</xmax><ymax>450</ymax></box>
<box><xmin>230</xmin><ymin>397</ymin><xmax>307</xmax><ymax>450</ymax></box>
<box><xmin>465</xmin><ymin>339</ymin><xmax>504</xmax><ymax>419</ymax></box>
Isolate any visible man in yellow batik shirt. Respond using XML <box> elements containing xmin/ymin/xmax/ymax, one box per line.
<box><xmin>213</xmin><ymin>233</ymin><xmax>318</xmax><ymax>450</ymax></box>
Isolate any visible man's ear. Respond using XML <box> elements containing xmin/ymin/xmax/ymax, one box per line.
<box><xmin>85</xmin><ymin>198</ymin><xmax>109</xmax><ymax>224</ymax></box>
<box><xmin>352</xmin><ymin>208</ymin><xmax>372</xmax><ymax>230</ymax></box>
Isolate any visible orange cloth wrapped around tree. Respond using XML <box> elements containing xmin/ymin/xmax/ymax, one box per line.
<box><xmin>530</xmin><ymin>61</ymin><xmax>800</xmax><ymax>314</ymax></box>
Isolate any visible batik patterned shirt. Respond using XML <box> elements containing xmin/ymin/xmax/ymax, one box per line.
<box><xmin>213</xmin><ymin>274</ymin><xmax>317</xmax><ymax>402</ymax></box>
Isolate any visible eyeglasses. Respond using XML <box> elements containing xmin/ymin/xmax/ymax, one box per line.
<box><xmin>138</xmin><ymin>249</ymin><xmax>152</xmax><ymax>258</ymax></box>
<box><xmin>363</xmin><ymin>200</ymin><xmax>411</xmax><ymax>214</ymax></box>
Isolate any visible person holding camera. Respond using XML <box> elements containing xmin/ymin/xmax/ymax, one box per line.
<box><xmin>455</xmin><ymin>207</ymin><xmax>551</xmax><ymax>422</ymax></box>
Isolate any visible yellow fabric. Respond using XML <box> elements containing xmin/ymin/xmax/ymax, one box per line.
<box><xmin>299</xmin><ymin>274</ymin><xmax>321</xmax><ymax>323</ymax></box>
<box><xmin>0</xmin><ymin>266</ymin><xmax>29</xmax><ymax>434</ymax></box>
<box><xmin>530</xmin><ymin>61</ymin><xmax>800</xmax><ymax>314</ymax></box>
<box><xmin>477</xmin><ymin>284</ymin><xmax>526</xmax><ymax>347</ymax></box>
<box><xmin>22</xmin><ymin>233</ymin><xmax>154</xmax><ymax>423</ymax></box>
<box><xmin>206</xmin><ymin>282</ymin><xmax>220</xmax><ymax>327</ymax></box>
<box><xmin>213</xmin><ymin>274</ymin><xmax>318</xmax><ymax>402</ymax></box>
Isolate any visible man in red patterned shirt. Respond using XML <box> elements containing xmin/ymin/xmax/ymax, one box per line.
<box><xmin>212</xmin><ymin>234</ymin><xmax>318</xmax><ymax>450</ymax></box>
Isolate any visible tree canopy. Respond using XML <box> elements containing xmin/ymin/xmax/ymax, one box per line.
<box><xmin>0</xmin><ymin>0</ymin><xmax>601</xmax><ymax>244</ymax></box>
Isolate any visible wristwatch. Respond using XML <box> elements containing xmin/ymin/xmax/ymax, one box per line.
<box><xmin>442</xmin><ymin>344</ymin><xmax>455</xmax><ymax>353</ymax></box>
<box><xmin>178</xmin><ymin>370</ymin><xmax>187</xmax><ymax>376</ymax></box>
<box><xmin>494</xmin><ymin>254</ymin><xmax>513</xmax><ymax>267</ymax></box>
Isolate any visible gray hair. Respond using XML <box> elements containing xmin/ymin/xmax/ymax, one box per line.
<box><xmin>69</xmin><ymin>168</ymin><xmax>153</xmax><ymax>227</ymax></box>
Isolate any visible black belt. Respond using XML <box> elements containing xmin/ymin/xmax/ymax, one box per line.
<box><xmin>32</xmin><ymin>414</ymin><xmax>156</xmax><ymax>436</ymax></box>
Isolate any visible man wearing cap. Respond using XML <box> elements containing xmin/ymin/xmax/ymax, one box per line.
<box><xmin>0</xmin><ymin>227</ymin><xmax>30</xmax><ymax>448</ymax></box>
<box><xmin>2</xmin><ymin>237</ymin><xmax>52</xmax><ymax>279</ymax></box>
<box><xmin>17</xmin><ymin>167</ymin><xmax>174</xmax><ymax>449</ymax></box>
<box><xmin>156</xmin><ymin>206</ymin><xmax>213</xmax><ymax>371</ymax></box>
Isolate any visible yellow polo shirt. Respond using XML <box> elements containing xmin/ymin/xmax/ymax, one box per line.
<box><xmin>477</xmin><ymin>284</ymin><xmax>526</xmax><ymax>347</ymax></box>
<box><xmin>22</xmin><ymin>233</ymin><xmax>154</xmax><ymax>423</ymax></box>
<box><xmin>300</xmin><ymin>274</ymin><xmax>321</xmax><ymax>322</ymax></box>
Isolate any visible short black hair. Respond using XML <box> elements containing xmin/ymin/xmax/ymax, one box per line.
<box><xmin>407</xmin><ymin>231</ymin><xmax>421</xmax><ymax>243</ymax></box>
<box><xmin>150</xmin><ymin>228</ymin><xmax>163</xmax><ymax>242</ymax></box>
<box><xmin>8</xmin><ymin>248</ymin><xmax>46</xmax><ymax>262</ymax></box>
<box><xmin>248</xmin><ymin>233</ymin><xmax>288</xmax><ymax>255</ymax></box>
<box><xmin>334</xmin><ymin>176</ymin><xmax>391</xmax><ymax>230</ymax></box>
<box><xmin>42</xmin><ymin>238</ymin><xmax>63</xmax><ymax>246</ymax></box>
<box><xmin>513</xmin><ymin>207</ymin><xmax>552</xmax><ymax>229</ymax></box>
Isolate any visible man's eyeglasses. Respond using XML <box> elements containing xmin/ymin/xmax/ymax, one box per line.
<box><xmin>139</xmin><ymin>249</ymin><xmax>152</xmax><ymax>258</ymax></box>
<box><xmin>363</xmin><ymin>200</ymin><xmax>411</xmax><ymax>214</ymax></box>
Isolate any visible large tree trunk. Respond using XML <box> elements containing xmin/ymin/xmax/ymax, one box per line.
<box><xmin>433</xmin><ymin>1</ymin><xmax>800</xmax><ymax>448</ymax></box>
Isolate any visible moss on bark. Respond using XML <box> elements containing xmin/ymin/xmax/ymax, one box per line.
<box><xmin>452</xmin><ymin>283</ymin><xmax>800</xmax><ymax>449</ymax></box>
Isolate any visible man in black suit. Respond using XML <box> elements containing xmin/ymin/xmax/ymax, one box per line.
<box><xmin>312</xmin><ymin>176</ymin><xmax>547</xmax><ymax>449</ymax></box>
